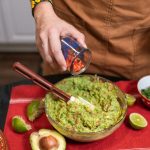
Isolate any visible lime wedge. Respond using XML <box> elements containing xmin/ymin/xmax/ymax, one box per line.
<box><xmin>125</xmin><ymin>94</ymin><xmax>136</xmax><ymax>106</ymax></box>
<box><xmin>27</xmin><ymin>100</ymin><xmax>44</xmax><ymax>122</ymax></box>
<box><xmin>129</xmin><ymin>113</ymin><xmax>148</xmax><ymax>129</ymax></box>
<box><xmin>12</xmin><ymin>116</ymin><xmax>32</xmax><ymax>133</ymax></box>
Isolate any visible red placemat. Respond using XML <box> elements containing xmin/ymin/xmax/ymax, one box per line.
<box><xmin>4</xmin><ymin>81</ymin><xmax>150</xmax><ymax>150</ymax></box>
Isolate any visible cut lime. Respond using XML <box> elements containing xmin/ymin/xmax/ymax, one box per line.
<box><xmin>129</xmin><ymin>113</ymin><xmax>148</xmax><ymax>129</ymax></box>
<box><xmin>125</xmin><ymin>94</ymin><xmax>136</xmax><ymax>106</ymax></box>
<box><xmin>27</xmin><ymin>100</ymin><xmax>44</xmax><ymax>122</ymax></box>
<box><xmin>12</xmin><ymin>116</ymin><xmax>32</xmax><ymax>133</ymax></box>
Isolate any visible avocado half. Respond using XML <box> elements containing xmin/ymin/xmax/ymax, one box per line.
<box><xmin>30</xmin><ymin>129</ymin><xmax>66</xmax><ymax>150</ymax></box>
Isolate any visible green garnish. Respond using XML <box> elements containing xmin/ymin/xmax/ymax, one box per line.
<box><xmin>141</xmin><ymin>87</ymin><xmax>150</xmax><ymax>99</ymax></box>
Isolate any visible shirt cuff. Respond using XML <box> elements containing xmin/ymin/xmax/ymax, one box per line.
<box><xmin>31</xmin><ymin>0</ymin><xmax>52</xmax><ymax>16</ymax></box>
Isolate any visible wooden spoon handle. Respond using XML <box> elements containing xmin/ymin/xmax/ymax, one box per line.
<box><xmin>13</xmin><ymin>62</ymin><xmax>70</xmax><ymax>102</ymax></box>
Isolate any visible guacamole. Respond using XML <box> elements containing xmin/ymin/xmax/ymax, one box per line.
<box><xmin>45</xmin><ymin>76</ymin><xmax>124</xmax><ymax>133</ymax></box>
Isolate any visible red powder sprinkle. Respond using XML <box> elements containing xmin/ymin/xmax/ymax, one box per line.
<box><xmin>66</xmin><ymin>50</ymin><xmax>85</xmax><ymax>73</ymax></box>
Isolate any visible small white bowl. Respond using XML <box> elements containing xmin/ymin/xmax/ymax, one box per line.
<box><xmin>137</xmin><ymin>75</ymin><xmax>150</xmax><ymax>107</ymax></box>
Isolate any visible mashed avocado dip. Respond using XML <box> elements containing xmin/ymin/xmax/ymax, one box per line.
<box><xmin>45</xmin><ymin>76</ymin><xmax>124</xmax><ymax>133</ymax></box>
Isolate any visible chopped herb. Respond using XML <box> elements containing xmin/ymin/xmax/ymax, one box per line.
<box><xmin>141</xmin><ymin>87</ymin><xmax>150</xmax><ymax>99</ymax></box>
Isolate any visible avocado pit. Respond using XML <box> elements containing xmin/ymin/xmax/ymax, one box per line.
<box><xmin>39</xmin><ymin>135</ymin><xmax>59</xmax><ymax>150</ymax></box>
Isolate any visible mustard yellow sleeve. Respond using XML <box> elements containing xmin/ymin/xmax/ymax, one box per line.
<box><xmin>31</xmin><ymin>0</ymin><xmax>52</xmax><ymax>15</ymax></box>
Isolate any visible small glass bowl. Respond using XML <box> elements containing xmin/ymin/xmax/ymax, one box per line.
<box><xmin>61</xmin><ymin>37</ymin><xmax>92</xmax><ymax>75</ymax></box>
<box><xmin>45</xmin><ymin>75</ymin><xmax>127</xmax><ymax>142</ymax></box>
<box><xmin>137</xmin><ymin>75</ymin><xmax>150</xmax><ymax>108</ymax></box>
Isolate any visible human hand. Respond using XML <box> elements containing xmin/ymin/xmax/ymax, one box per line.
<box><xmin>34</xmin><ymin>2</ymin><xmax>86</xmax><ymax>72</ymax></box>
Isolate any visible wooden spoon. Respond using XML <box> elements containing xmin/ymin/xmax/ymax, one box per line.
<box><xmin>13</xmin><ymin>62</ymin><xmax>94</xmax><ymax>109</ymax></box>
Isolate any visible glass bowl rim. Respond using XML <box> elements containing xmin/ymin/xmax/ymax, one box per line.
<box><xmin>45</xmin><ymin>75</ymin><xmax>128</xmax><ymax>135</ymax></box>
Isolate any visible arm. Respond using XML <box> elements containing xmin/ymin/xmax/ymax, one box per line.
<box><xmin>31</xmin><ymin>0</ymin><xmax>52</xmax><ymax>15</ymax></box>
<box><xmin>31</xmin><ymin>1</ymin><xmax>86</xmax><ymax>72</ymax></box>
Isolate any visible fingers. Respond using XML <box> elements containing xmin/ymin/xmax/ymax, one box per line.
<box><xmin>39</xmin><ymin>32</ymin><xmax>53</xmax><ymax>64</ymax></box>
<box><xmin>36</xmin><ymin>31</ymin><xmax>55</xmax><ymax>70</ymax></box>
<box><xmin>61</xmin><ymin>27</ymin><xmax>87</xmax><ymax>48</ymax></box>
<box><xmin>71</xmin><ymin>30</ymin><xmax>87</xmax><ymax>48</ymax></box>
<box><xmin>37</xmin><ymin>30</ymin><xmax>66</xmax><ymax>72</ymax></box>
<box><xmin>36</xmin><ymin>17</ymin><xmax>87</xmax><ymax>74</ymax></box>
<box><xmin>48</xmin><ymin>29</ymin><xmax>67</xmax><ymax>71</ymax></box>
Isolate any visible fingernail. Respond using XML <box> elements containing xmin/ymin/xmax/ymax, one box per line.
<box><xmin>81</xmin><ymin>42</ymin><xmax>87</xmax><ymax>48</ymax></box>
<box><xmin>83</xmin><ymin>43</ymin><xmax>87</xmax><ymax>48</ymax></box>
<box><xmin>62</xmin><ymin>66</ymin><xmax>67</xmax><ymax>71</ymax></box>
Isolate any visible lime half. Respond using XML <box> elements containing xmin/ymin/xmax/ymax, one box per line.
<box><xmin>12</xmin><ymin>116</ymin><xmax>32</xmax><ymax>133</ymax></box>
<box><xmin>129</xmin><ymin>113</ymin><xmax>148</xmax><ymax>130</ymax></box>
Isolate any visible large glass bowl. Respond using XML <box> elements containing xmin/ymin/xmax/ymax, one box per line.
<box><xmin>45</xmin><ymin>75</ymin><xmax>127</xmax><ymax>142</ymax></box>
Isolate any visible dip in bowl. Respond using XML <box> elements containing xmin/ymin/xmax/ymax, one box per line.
<box><xmin>45</xmin><ymin>75</ymin><xmax>127</xmax><ymax>142</ymax></box>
